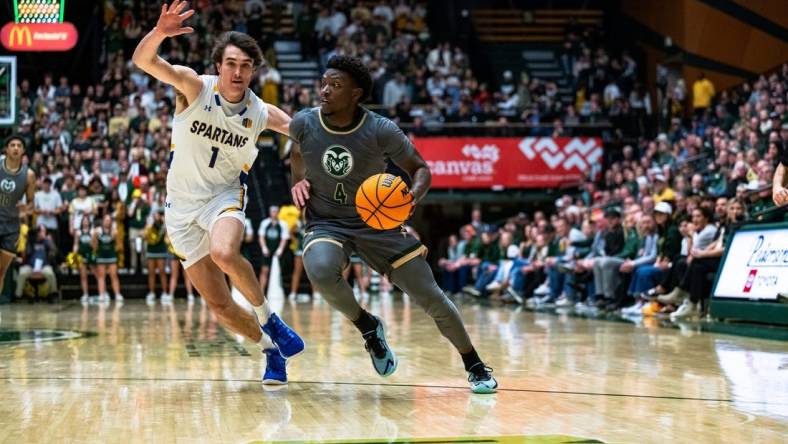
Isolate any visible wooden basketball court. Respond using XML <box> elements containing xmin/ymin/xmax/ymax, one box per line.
<box><xmin>0</xmin><ymin>295</ymin><xmax>786</xmax><ymax>443</ymax></box>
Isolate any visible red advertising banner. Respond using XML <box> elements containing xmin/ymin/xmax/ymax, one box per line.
<box><xmin>1</xmin><ymin>22</ymin><xmax>78</xmax><ymax>52</ymax></box>
<box><xmin>413</xmin><ymin>137</ymin><xmax>603</xmax><ymax>189</ymax></box>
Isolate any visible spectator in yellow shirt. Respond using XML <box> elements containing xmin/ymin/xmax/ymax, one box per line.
<box><xmin>652</xmin><ymin>174</ymin><xmax>676</xmax><ymax>204</ymax></box>
<box><xmin>692</xmin><ymin>72</ymin><xmax>715</xmax><ymax>118</ymax></box>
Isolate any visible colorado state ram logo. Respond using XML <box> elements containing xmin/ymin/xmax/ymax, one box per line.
<box><xmin>0</xmin><ymin>179</ymin><xmax>15</xmax><ymax>194</ymax></box>
<box><xmin>321</xmin><ymin>145</ymin><xmax>354</xmax><ymax>179</ymax></box>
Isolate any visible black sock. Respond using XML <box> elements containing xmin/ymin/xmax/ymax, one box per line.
<box><xmin>352</xmin><ymin>310</ymin><xmax>378</xmax><ymax>335</ymax></box>
<box><xmin>461</xmin><ymin>348</ymin><xmax>483</xmax><ymax>372</ymax></box>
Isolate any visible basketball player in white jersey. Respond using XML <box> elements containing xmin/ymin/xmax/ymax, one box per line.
<box><xmin>132</xmin><ymin>1</ymin><xmax>304</xmax><ymax>384</ymax></box>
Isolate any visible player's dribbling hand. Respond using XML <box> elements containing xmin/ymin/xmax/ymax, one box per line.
<box><xmin>291</xmin><ymin>179</ymin><xmax>311</xmax><ymax>210</ymax></box>
<box><xmin>155</xmin><ymin>1</ymin><xmax>195</xmax><ymax>38</ymax></box>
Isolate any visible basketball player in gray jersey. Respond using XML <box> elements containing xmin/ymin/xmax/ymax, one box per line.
<box><xmin>0</xmin><ymin>135</ymin><xmax>36</xmax><ymax>293</ymax></box>
<box><xmin>289</xmin><ymin>56</ymin><xmax>497</xmax><ymax>393</ymax></box>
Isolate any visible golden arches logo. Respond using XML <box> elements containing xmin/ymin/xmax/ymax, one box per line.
<box><xmin>1</xmin><ymin>22</ymin><xmax>79</xmax><ymax>52</ymax></box>
<box><xmin>8</xmin><ymin>25</ymin><xmax>32</xmax><ymax>48</ymax></box>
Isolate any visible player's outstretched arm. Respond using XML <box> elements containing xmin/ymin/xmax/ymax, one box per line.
<box><xmin>131</xmin><ymin>1</ymin><xmax>201</xmax><ymax>105</ymax></box>
<box><xmin>773</xmin><ymin>162</ymin><xmax>788</xmax><ymax>206</ymax></box>
<box><xmin>265</xmin><ymin>104</ymin><xmax>292</xmax><ymax>136</ymax></box>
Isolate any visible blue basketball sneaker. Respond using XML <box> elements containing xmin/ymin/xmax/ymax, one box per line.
<box><xmin>262</xmin><ymin>348</ymin><xmax>287</xmax><ymax>385</ymax></box>
<box><xmin>467</xmin><ymin>363</ymin><xmax>498</xmax><ymax>394</ymax></box>
<box><xmin>363</xmin><ymin>315</ymin><xmax>398</xmax><ymax>377</ymax></box>
<box><xmin>261</xmin><ymin>313</ymin><xmax>305</xmax><ymax>359</ymax></box>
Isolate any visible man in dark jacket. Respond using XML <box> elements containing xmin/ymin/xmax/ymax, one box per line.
<box><xmin>15</xmin><ymin>225</ymin><xmax>58</xmax><ymax>299</ymax></box>
<box><xmin>592</xmin><ymin>209</ymin><xmax>627</xmax><ymax>304</ymax></box>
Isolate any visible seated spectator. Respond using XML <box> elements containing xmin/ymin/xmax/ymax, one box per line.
<box><xmin>15</xmin><ymin>225</ymin><xmax>58</xmax><ymax>300</ymax></box>
<box><xmin>593</xmin><ymin>209</ymin><xmax>643</xmax><ymax>310</ymax></box>
<box><xmin>570</xmin><ymin>216</ymin><xmax>609</xmax><ymax>310</ymax></box>
<box><xmin>480</xmin><ymin>231</ymin><xmax>522</xmax><ymax>297</ymax></box>
<box><xmin>616</xmin><ymin>213</ymin><xmax>659</xmax><ymax>308</ymax></box>
<box><xmin>590</xmin><ymin>209</ymin><xmax>626</xmax><ymax>304</ymax></box>
<box><xmin>656</xmin><ymin>206</ymin><xmax>718</xmax><ymax>309</ymax></box>
<box><xmin>464</xmin><ymin>229</ymin><xmax>503</xmax><ymax>298</ymax></box>
<box><xmin>512</xmin><ymin>232</ymin><xmax>551</xmax><ymax>305</ymax></box>
<box><xmin>438</xmin><ymin>232</ymin><xmax>465</xmax><ymax>295</ymax></box>
<box><xmin>539</xmin><ymin>217</ymin><xmax>586</xmax><ymax>307</ymax></box>
<box><xmin>622</xmin><ymin>202</ymin><xmax>680</xmax><ymax>314</ymax></box>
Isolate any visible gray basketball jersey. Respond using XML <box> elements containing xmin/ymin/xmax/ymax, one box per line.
<box><xmin>290</xmin><ymin>107</ymin><xmax>415</xmax><ymax>228</ymax></box>
<box><xmin>0</xmin><ymin>155</ymin><xmax>28</xmax><ymax>222</ymax></box>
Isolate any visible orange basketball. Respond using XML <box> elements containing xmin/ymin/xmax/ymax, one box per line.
<box><xmin>355</xmin><ymin>173</ymin><xmax>414</xmax><ymax>230</ymax></box>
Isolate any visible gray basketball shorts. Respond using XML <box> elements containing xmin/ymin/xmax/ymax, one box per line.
<box><xmin>303</xmin><ymin>222</ymin><xmax>427</xmax><ymax>277</ymax></box>
<box><xmin>0</xmin><ymin>221</ymin><xmax>19</xmax><ymax>254</ymax></box>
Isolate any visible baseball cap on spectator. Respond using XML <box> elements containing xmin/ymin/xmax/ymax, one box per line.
<box><xmin>746</xmin><ymin>180</ymin><xmax>761</xmax><ymax>191</ymax></box>
<box><xmin>636</xmin><ymin>176</ymin><xmax>649</xmax><ymax>188</ymax></box>
<box><xmin>769</xmin><ymin>111</ymin><xmax>780</xmax><ymax>120</ymax></box>
<box><xmin>604</xmin><ymin>208</ymin><xmax>622</xmax><ymax>219</ymax></box>
<box><xmin>132</xmin><ymin>189</ymin><xmax>142</xmax><ymax>198</ymax></box>
<box><xmin>653</xmin><ymin>173</ymin><xmax>667</xmax><ymax>182</ymax></box>
<box><xmin>656</xmin><ymin>133</ymin><xmax>668</xmax><ymax>143</ymax></box>
<box><xmin>654</xmin><ymin>202</ymin><xmax>673</xmax><ymax>215</ymax></box>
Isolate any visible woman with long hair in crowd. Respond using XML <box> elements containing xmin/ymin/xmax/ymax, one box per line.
<box><xmin>670</xmin><ymin>199</ymin><xmax>747</xmax><ymax>319</ymax></box>
<box><xmin>656</xmin><ymin>206</ymin><xmax>716</xmax><ymax>315</ymax></box>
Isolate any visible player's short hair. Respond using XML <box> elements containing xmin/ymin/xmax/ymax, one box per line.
<box><xmin>4</xmin><ymin>134</ymin><xmax>25</xmax><ymax>149</ymax></box>
<box><xmin>211</xmin><ymin>31</ymin><xmax>264</xmax><ymax>69</ymax></box>
<box><xmin>326</xmin><ymin>55</ymin><xmax>372</xmax><ymax>103</ymax></box>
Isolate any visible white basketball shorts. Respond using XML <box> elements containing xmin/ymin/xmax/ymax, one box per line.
<box><xmin>165</xmin><ymin>186</ymin><xmax>247</xmax><ymax>268</ymax></box>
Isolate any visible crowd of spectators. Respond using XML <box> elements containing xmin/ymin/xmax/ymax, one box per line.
<box><xmin>3</xmin><ymin>0</ymin><xmax>786</xmax><ymax>313</ymax></box>
<box><xmin>438</xmin><ymin>64</ymin><xmax>788</xmax><ymax>319</ymax></box>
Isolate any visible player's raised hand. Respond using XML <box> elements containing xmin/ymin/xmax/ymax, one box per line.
<box><xmin>291</xmin><ymin>179</ymin><xmax>311</xmax><ymax>210</ymax></box>
<box><xmin>155</xmin><ymin>1</ymin><xmax>195</xmax><ymax>37</ymax></box>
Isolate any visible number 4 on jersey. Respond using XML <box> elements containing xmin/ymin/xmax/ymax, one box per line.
<box><xmin>333</xmin><ymin>182</ymin><xmax>348</xmax><ymax>204</ymax></box>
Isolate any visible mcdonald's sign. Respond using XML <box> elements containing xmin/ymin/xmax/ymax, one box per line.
<box><xmin>0</xmin><ymin>22</ymin><xmax>78</xmax><ymax>51</ymax></box>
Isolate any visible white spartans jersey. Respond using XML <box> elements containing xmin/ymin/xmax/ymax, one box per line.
<box><xmin>167</xmin><ymin>75</ymin><xmax>268</xmax><ymax>201</ymax></box>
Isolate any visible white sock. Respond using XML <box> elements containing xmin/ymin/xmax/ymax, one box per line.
<box><xmin>257</xmin><ymin>330</ymin><xmax>275</xmax><ymax>349</ymax></box>
<box><xmin>253</xmin><ymin>301</ymin><xmax>272</xmax><ymax>324</ymax></box>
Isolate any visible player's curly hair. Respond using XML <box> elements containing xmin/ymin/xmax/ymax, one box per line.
<box><xmin>326</xmin><ymin>55</ymin><xmax>372</xmax><ymax>103</ymax></box>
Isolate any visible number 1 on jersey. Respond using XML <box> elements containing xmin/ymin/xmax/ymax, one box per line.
<box><xmin>208</xmin><ymin>146</ymin><xmax>219</xmax><ymax>168</ymax></box>
<box><xmin>333</xmin><ymin>182</ymin><xmax>348</xmax><ymax>204</ymax></box>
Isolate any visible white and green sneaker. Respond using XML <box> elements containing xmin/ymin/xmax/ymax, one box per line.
<box><xmin>468</xmin><ymin>364</ymin><xmax>498</xmax><ymax>394</ymax></box>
